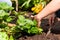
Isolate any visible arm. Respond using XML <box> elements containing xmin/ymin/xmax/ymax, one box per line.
<box><xmin>37</xmin><ymin>0</ymin><xmax>60</xmax><ymax>19</ymax></box>
<box><xmin>34</xmin><ymin>0</ymin><xmax>60</xmax><ymax>27</ymax></box>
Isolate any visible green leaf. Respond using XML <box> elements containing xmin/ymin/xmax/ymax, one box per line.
<box><xmin>0</xmin><ymin>10</ymin><xmax>9</xmax><ymax>19</ymax></box>
<box><xmin>13</xmin><ymin>11</ymin><xmax>18</xmax><ymax>16</ymax></box>
<box><xmin>0</xmin><ymin>32</ymin><xmax>9</xmax><ymax>40</ymax></box>
<box><xmin>25</xmin><ymin>19</ymin><xmax>34</xmax><ymax>25</ymax></box>
<box><xmin>33</xmin><ymin>20</ymin><xmax>37</xmax><ymax>25</ymax></box>
<box><xmin>17</xmin><ymin>19</ymin><xmax>26</xmax><ymax>26</ymax></box>
<box><xmin>10</xmin><ymin>35</ymin><xmax>14</xmax><ymax>40</ymax></box>
<box><xmin>20</xmin><ymin>0</ymin><xmax>33</xmax><ymax>10</ymax></box>
<box><xmin>0</xmin><ymin>2</ymin><xmax>14</xmax><ymax>11</ymax></box>
<box><xmin>24</xmin><ymin>24</ymin><xmax>31</xmax><ymax>29</ymax></box>
<box><xmin>6</xmin><ymin>17</ymin><xmax>12</xmax><ymax>22</ymax></box>
<box><xmin>0</xmin><ymin>24</ymin><xmax>7</xmax><ymax>28</ymax></box>
<box><xmin>28</xmin><ymin>29</ymin><xmax>31</xmax><ymax>34</ymax></box>
<box><xmin>18</xmin><ymin>15</ymin><xmax>25</xmax><ymax>20</ymax></box>
<box><xmin>38</xmin><ymin>28</ymin><xmax>43</xmax><ymax>33</ymax></box>
<box><xmin>30</xmin><ymin>27</ymin><xmax>38</xmax><ymax>34</ymax></box>
<box><xmin>17</xmin><ymin>15</ymin><xmax>25</xmax><ymax>25</ymax></box>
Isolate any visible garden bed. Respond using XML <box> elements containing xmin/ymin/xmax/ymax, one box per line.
<box><xmin>18</xmin><ymin>19</ymin><xmax>60</xmax><ymax>40</ymax></box>
<box><xmin>0</xmin><ymin>1</ymin><xmax>60</xmax><ymax>40</ymax></box>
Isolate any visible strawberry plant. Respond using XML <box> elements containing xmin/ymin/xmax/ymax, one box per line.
<box><xmin>18</xmin><ymin>0</ymin><xmax>51</xmax><ymax>14</ymax></box>
<box><xmin>0</xmin><ymin>2</ymin><xmax>13</xmax><ymax>11</ymax></box>
<box><xmin>16</xmin><ymin>15</ymin><xmax>43</xmax><ymax>34</ymax></box>
<box><xmin>0</xmin><ymin>2</ymin><xmax>43</xmax><ymax>40</ymax></box>
<box><xmin>0</xmin><ymin>2</ymin><xmax>14</xmax><ymax>40</ymax></box>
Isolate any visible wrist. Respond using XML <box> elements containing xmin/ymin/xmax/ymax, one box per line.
<box><xmin>36</xmin><ymin>14</ymin><xmax>43</xmax><ymax>20</ymax></box>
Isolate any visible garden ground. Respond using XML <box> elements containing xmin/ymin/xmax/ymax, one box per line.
<box><xmin>18</xmin><ymin>18</ymin><xmax>60</xmax><ymax>40</ymax></box>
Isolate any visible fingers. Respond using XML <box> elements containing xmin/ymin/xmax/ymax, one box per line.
<box><xmin>30</xmin><ymin>15</ymin><xmax>34</xmax><ymax>19</ymax></box>
<box><xmin>34</xmin><ymin>15</ymin><xmax>41</xmax><ymax>27</ymax></box>
<box><xmin>37</xmin><ymin>21</ymin><xmax>41</xmax><ymax>28</ymax></box>
<box><xmin>31</xmin><ymin>15</ymin><xmax>41</xmax><ymax>27</ymax></box>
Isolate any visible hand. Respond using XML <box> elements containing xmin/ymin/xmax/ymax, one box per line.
<box><xmin>34</xmin><ymin>15</ymin><xmax>42</xmax><ymax>27</ymax></box>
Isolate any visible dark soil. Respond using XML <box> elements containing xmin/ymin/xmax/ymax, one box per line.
<box><xmin>18</xmin><ymin>33</ymin><xmax>60</xmax><ymax>40</ymax></box>
<box><xmin>17</xmin><ymin>18</ymin><xmax>60</xmax><ymax>40</ymax></box>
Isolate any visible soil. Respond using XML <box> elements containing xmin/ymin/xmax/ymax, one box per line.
<box><xmin>18</xmin><ymin>33</ymin><xmax>60</xmax><ymax>40</ymax></box>
<box><xmin>17</xmin><ymin>18</ymin><xmax>60</xmax><ymax>40</ymax></box>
